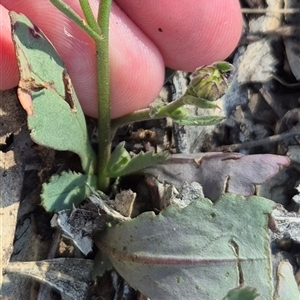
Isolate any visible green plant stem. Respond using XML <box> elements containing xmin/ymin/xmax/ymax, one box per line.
<box><xmin>50</xmin><ymin>0</ymin><xmax>112</xmax><ymax>192</ymax></box>
<box><xmin>96</xmin><ymin>0</ymin><xmax>112</xmax><ymax>192</ymax></box>
<box><xmin>50</xmin><ymin>0</ymin><xmax>102</xmax><ymax>43</ymax></box>
<box><xmin>111</xmin><ymin>109</ymin><xmax>153</xmax><ymax>136</ymax></box>
<box><xmin>156</xmin><ymin>95</ymin><xmax>186</xmax><ymax>116</ymax></box>
<box><xmin>111</xmin><ymin>95</ymin><xmax>187</xmax><ymax>135</ymax></box>
<box><xmin>79</xmin><ymin>0</ymin><xmax>101</xmax><ymax>34</ymax></box>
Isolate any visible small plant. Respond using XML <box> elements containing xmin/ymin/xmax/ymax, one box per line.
<box><xmin>10</xmin><ymin>0</ymin><xmax>233</xmax><ymax>212</ymax></box>
<box><xmin>11</xmin><ymin>1</ymin><xmax>297</xmax><ymax>300</ymax></box>
<box><xmin>48</xmin><ymin>0</ymin><xmax>233</xmax><ymax>196</ymax></box>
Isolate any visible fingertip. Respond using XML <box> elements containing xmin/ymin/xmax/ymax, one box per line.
<box><xmin>1</xmin><ymin>0</ymin><xmax>165</xmax><ymax>119</ymax></box>
<box><xmin>184</xmin><ymin>0</ymin><xmax>242</xmax><ymax>68</ymax></box>
<box><xmin>0</xmin><ymin>6</ymin><xmax>19</xmax><ymax>90</ymax></box>
<box><xmin>107</xmin><ymin>3</ymin><xmax>165</xmax><ymax>118</ymax></box>
<box><xmin>116</xmin><ymin>0</ymin><xmax>243</xmax><ymax>71</ymax></box>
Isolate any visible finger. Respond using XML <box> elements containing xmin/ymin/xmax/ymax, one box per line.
<box><xmin>0</xmin><ymin>0</ymin><xmax>165</xmax><ymax>118</ymax></box>
<box><xmin>115</xmin><ymin>0</ymin><xmax>242</xmax><ymax>71</ymax></box>
<box><xmin>0</xmin><ymin>5</ymin><xmax>19</xmax><ymax>90</ymax></box>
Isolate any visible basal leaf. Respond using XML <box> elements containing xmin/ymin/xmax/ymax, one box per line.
<box><xmin>106</xmin><ymin>142</ymin><xmax>169</xmax><ymax>178</ymax></box>
<box><xmin>42</xmin><ymin>171</ymin><xmax>97</xmax><ymax>212</ymax></box>
<box><xmin>10</xmin><ymin>12</ymin><xmax>96</xmax><ymax>175</ymax></box>
<box><xmin>95</xmin><ymin>194</ymin><xmax>275</xmax><ymax>299</ymax></box>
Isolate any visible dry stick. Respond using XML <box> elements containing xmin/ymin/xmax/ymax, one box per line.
<box><xmin>36</xmin><ymin>160</ymin><xmax>72</xmax><ymax>300</ymax></box>
<box><xmin>272</xmin><ymin>74</ymin><xmax>300</xmax><ymax>88</ymax></box>
<box><xmin>259</xmin><ymin>86</ymin><xmax>285</xmax><ymax>119</ymax></box>
<box><xmin>214</xmin><ymin>131</ymin><xmax>300</xmax><ymax>152</ymax></box>
<box><xmin>37</xmin><ymin>230</ymin><xmax>62</xmax><ymax>300</ymax></box>
<box><xmin>241</xmin><ymin>8</ymin><xmax>299</xmax><ymax>14</ymax></box>
<box><xmin>242</xmin><ymin>26</ymin><xmax>298</xmax><ymax>41</ymax></box>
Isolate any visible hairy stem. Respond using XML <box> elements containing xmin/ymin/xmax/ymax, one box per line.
<box><xmin>51</xmin><ymin>0</ymin><xmax>113</xmax><ymax>192</ymax></box>
<box><xmin>79</xmin><ymin>0</ymin><xmax>101</xmax><ymax>34</ymax></box>
<box><xmin>111</xmin><ymin>95</ymin><xmax>187</xmax><ymax>135</ymax></box>
<box><xmin>96</xmin><ymin>0</ymin><xmax>112</xmax><ymax>192</ymax></box>
<box><xmin>111</xmin><ymin>108</ymin><xmax>152</xmax><ymax>136</ymax></box>
<box><xmin>50</xmin><ymin>0</ymin><xmax>102</xmax><ymax>43</ymax></box>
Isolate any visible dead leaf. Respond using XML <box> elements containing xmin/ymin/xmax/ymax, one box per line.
<box><xmin>141</xmin><ymin>152</ymin><xmax>290</xmax><ymax>200</ymax></box>
<box><xmin>4</xmin><ymin>258</ymin><xmax>93</xmax><ymax>300</ymax></box>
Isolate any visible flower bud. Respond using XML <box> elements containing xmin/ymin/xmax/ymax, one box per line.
<box><xmin>186</xmin><ymin>61</ymin><xmax>234</xmax><ymax>101</ymax></box>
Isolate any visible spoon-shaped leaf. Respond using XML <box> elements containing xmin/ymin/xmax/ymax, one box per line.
<box><xmin>10</xmin><ymin>12</ymin><xmax>96</xmax><ymax>175</ymax></box>
<box><xmin>95</xmin><ymin>194</ymin><xmax>275</xmax><ymax>300</ymax></box>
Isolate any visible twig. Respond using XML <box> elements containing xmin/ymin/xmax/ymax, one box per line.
<box><xmin>272</xmin><ymin>73</ymin><xmax>300</xmax><ymax>88</ymax></box>
<box><xmin>37</xmin><ymin>230</ymin><xmax>62</xmax><ymax>300</ymax></box>
<box><xmin>213</xmin><ymin>131</ymin><xmax>300</xmax><ymax>152</ymax></box>
<box><xmin>241</xmin><ymin>8</ymin><xmax>299</xmax><ymax>14</ymax></box>
<box><xmin>259</xmin><ymin>85</ymin><xmax>285</xmax><ymax>119</ymax></box>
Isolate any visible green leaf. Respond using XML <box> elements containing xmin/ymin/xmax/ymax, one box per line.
<box><xmin>106</xmin><ymin>141</ymin><xmax>131</xmax><ymax>175</ymax></box>
<box><xmin>167</xmin><ymin>107</ymin><xmax>189</xmax><ymax>120</ymax></box>
<box><xmin>173</xmin><ymin>115</ymin><xmax>225</xmax><ymax>126</ymax></box>
<box><xmin>182</xmin><ymin>95</ymin><xmax>220</xmax><ymax>109</ymax></box>
<box><xmin>106</xmin><ymin>142</ymin><xmax>169</xmax><ymax>178</ymax></box>
<box><xmin>41</xmin><ymin>171</ymin><xmax>97</xmax><ymax>212</ymax></box>
<box><xmin>10</xmin><ymin>12</ymin><xmax>96</xmax><ymax>175</ymax></box>
<box><xmin>95</xmin><ymin>194</ymin><xmax>275</xmax><ymax>300</ymax></box>
<box><xmin>223</xmin><ymin>286</ymin><xmax>259</xmax><ymax>300</ymax></box>
<box><xmin>214</xmin><ymin>61</ymin><xmax>235</xmax><ymax>73</ymax></box>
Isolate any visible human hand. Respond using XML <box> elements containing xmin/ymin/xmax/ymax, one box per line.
<box><xmin>0</xmin><ymin>0</ymin><xmax>242</xmax><ymax>118</ymax></box>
